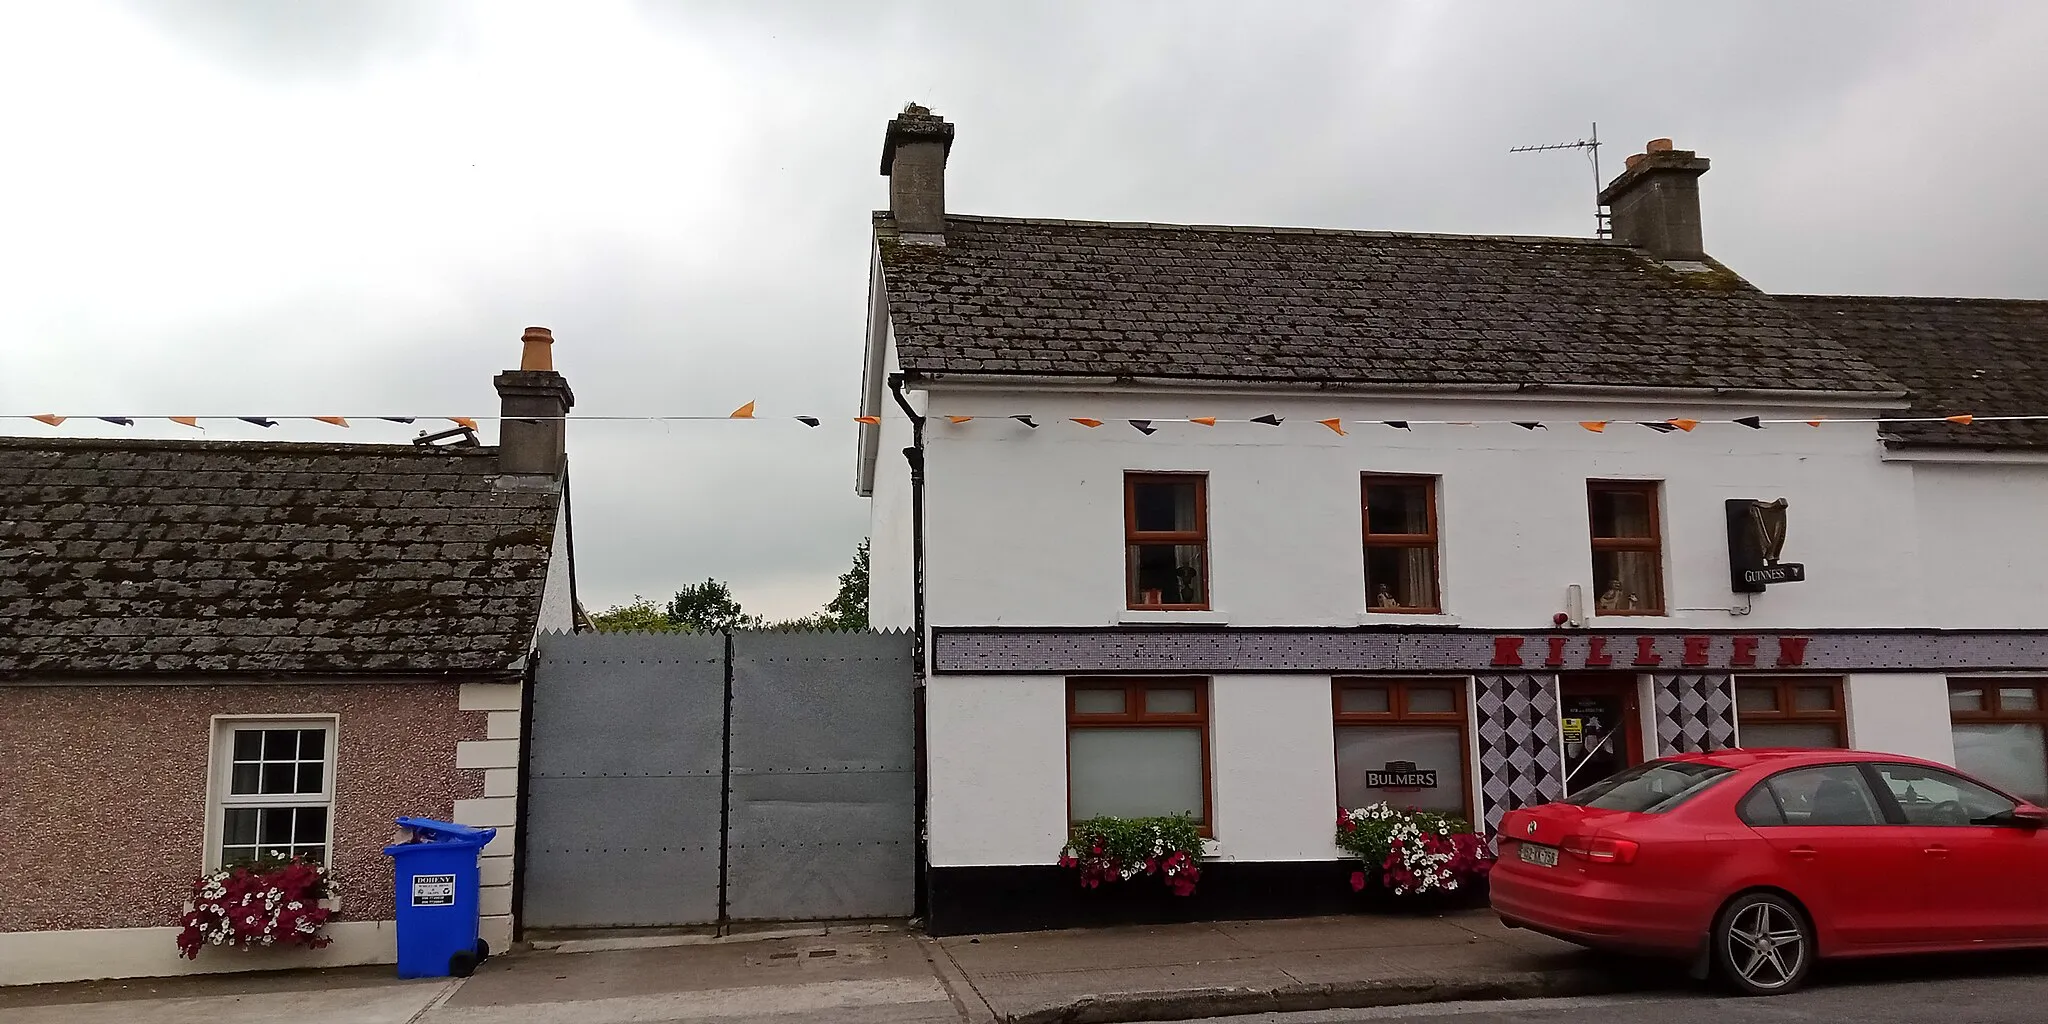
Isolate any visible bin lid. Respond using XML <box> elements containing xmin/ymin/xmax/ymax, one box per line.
<box><xmin>390</xmin><ymin>816</ymin><xmax>497</xmax><ymax>849</ymax></box>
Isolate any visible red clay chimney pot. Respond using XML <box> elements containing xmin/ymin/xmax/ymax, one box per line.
<box><xmin>520</xmin><ymin>327</ymin><xmax>555</xmax><ymax>371</ymax></box>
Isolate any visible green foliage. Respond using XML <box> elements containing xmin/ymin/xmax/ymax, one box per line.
<box><xmin>588</xmin><ymin>596</ymin><xmax>680</xmax><ymax>633</ymax></box>
<box><xmin>1064</xmin><ymin>814</ymin><xmax>1204</xmax><ymax>865</ymax></box>
<box><xmin>823</xmin><ymin>539</ymin><xmax>870</xmax><ymax>630</ymax></box>
<box><xmin>1335</xmin><ymin>804</ymin><xmax>1472</xmax><ymax>866</ymax></box>
<box><xmin>665</xmin><ymin>579</ymin><xmax>764</xmax><ymax>632</ymax></box>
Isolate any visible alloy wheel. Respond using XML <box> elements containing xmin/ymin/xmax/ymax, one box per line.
<box><xmin>1724</xmin><ymin>900</ymin><xmax>1807</xmax><ymax>992</ymax></box>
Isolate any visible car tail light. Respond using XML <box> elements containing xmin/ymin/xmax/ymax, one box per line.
<box><xmin>1561</xmin><ymin>835</ymin><xmax>1639</xmax><ymax>864</ymax></box>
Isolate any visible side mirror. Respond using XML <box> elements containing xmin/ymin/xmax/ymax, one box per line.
<box><xmin>2009</xmin><ymin>804</ymin><xmax>2048</xmax><ymax>829</ymax></box>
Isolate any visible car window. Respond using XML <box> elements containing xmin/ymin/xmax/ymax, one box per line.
<box><xmin>1871</xmin><ymin>763</ymin><xmax>2017</xmax><ymax>826</ymax></box>
<box><xmin>1564</xmin><ymin>760</ymin><xmax>1732</xmax><ymax>813</ymax></box>
<box><xmin>1737</xmin><ymin>783</ymin><xmax>1786</xmax><ymax>827</ymax></box>
<box><xmin>1762</xmin><ymin>764</ymin><xmax>1885</xmax><ymax>826</ymax></box>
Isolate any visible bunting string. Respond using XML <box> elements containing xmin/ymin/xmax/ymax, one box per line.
<box><xmin>4</xmin><ymin>411</ymin><xmax>2037</xmax><ymax>433</ymax></box>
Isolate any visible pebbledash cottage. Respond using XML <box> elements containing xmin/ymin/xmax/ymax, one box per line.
<box><xmin>855</xmin><ymin>106</ymin><xmax>2048</xmax><ymax>934</ymax></box>
<box><xmin>0</xmin><ymin>333</ymin><xmax>579</xmax><ymax>984</ymax></box>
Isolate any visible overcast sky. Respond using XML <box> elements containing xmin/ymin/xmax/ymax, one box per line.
<box><xmin>6</xmin><ymin>1</ymin><xmax>2045</xmax><ymax>619</ymax></box>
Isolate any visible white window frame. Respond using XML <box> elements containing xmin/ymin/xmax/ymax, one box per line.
<box><xmin>203</xmin><ymin>715</ymin><xmax>340</xmax><ymax>873</ymax></box>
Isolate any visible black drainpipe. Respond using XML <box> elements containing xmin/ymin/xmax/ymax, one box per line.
<box><xmin>886</xmin><ymin>372</ymin><xmax>930</xmax><ymax>922</ymax></box>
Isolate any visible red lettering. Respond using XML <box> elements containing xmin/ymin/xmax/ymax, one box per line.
<box><xmin>1492</xmin><ymin>636</ymin><xmax>1525</xmax><ymax>667</ymax></box>
<box><xmin>1777</xmin><ymin>636</ymin><xmax>1810</xmax><ymax>667</ymax></box>
<box><xmin>1731</xmin><ymin>635</ymin><xmax>1759</xmax><ymax>668</ymax></box>
<box><xmin>1545</xmin><ymin>635</ymin><xmax>1567</xmax><ymax>668</ymax></box>
<box><xmin>1585</xmin><ymin>636</ymin><xmax>1614</xmax><ymax>667</ymax></box>
<box><xmin>1683</xmin><ymin>635</ymin><xmax>1711</xmax><ymax>667</ymax></box>
<box><xmin>1634</xmin><ymin>635</ymin><xmax>1663</xmax><ymax>666</ymax></box>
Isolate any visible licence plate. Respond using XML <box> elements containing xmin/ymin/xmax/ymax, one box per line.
<box><xmin>1519</xmin><ymin>842</ymin><xmax>1559</xmax><ymax>867</ymax></box>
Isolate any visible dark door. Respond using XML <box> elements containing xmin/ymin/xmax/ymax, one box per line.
<box><xmin>1560</xmin><ymin>675</ymin><xmax>1644</xmax><ymax>796</ymax></box>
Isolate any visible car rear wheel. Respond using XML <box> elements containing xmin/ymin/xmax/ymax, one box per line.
<box><xmin>1713</xmin><ymin>893</ymin><xmax>1812</xmax><ymax>996</ymax></box>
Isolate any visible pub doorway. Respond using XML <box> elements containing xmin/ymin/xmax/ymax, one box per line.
<box><xmin>1559</xmin><ymin>674</ymin><xmax>1645</xmax><ymax>796</ymax></box>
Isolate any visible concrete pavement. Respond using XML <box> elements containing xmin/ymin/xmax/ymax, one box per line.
<box><xmin>0</xmin><ymin>912</ymin><xmax>1635</xmax><ymax>1023</ymax></box>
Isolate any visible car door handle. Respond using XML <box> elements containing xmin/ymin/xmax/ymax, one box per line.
<box><xmin>1789</xmin><ymin>846</ymin><xmax>1818</xmax><ymax>860</ymax></box>
<box><xmin>1924</xmin><ymin>845</ymin><xmax>1950</xmax><ymax>857</ymax></box>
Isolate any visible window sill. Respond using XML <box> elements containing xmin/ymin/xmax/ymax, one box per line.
<box><xmin>1357</xmin><ymin>612</ymin><xmax>1460</xmax><ymax>626</ymax></box>
<box><xmin>1119</xmin><ymin>609</ymin><xmax>1230</xmax><ymax>625</ymax></box>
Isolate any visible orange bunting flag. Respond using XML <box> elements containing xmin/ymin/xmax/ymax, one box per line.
<box><xmin>730</xmin><ymin>401</ymin><xmax>756</xmax><ymax>419</ymax></box>
<box><xmin>1071</xmin><ymin>418</ymin><xmax>1104</xmax><ymax>428</ymax></box>
<box><xmin>1945</xmin><ymin>414</ymin><xmax>1974</xmax><ymax>425</ymax></box>
<box><xmin>1319</xmin><ymin>418</ymin><xmax>1346</xmax><ymax>436</ymax></box>
<box><xmin>1806</xmin><ymin>420</ymin><xmax>1823</xmax><ymax>427</ymax></box>
<box><xmin>313</xmin><ymin>417</ymin><xmax>349</xmax><ymax>427</ymax></box>
<box><xmin>449</xmin><ymin>417</ymin><xmax>478</xmax><ymax>430</ymax></box>
<box><xmin>32</xmin><ymin>414</ymin><xmax>66</xmax><ymax>426</ymax></box>
<box><xmin>947</xmin><ymin>415</ymin><xmax>974</xmax><ymax>424</ymax></box>
<box><xmin>854</xmin><ymin>415</ymin><xmax>881</xmax><ymax>425</ymax></box>
<box><xmin>1189</xmin><ymin>416</ymin><xmax>1218</xmax><ymax>426</ymax></box>
<box><xmin>1579</xmin><ymin>421</ymin><xmax>1609</xmax><ymax>433</ymax></box>
<box><xmin>169</xmin><ymin>417</ymin><xmax>201</xmax><ymax>429</ymax></box>
<box><xmin>1668</xmin><ymin>418</ymin><xmax>1699</xmax><ymax>432</ymax></box>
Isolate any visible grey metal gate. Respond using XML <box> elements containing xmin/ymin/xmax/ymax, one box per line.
<box><xmin>519</xmin><ymin>629</ymin><xmax>915</xmax><ymax>931</ymax></box>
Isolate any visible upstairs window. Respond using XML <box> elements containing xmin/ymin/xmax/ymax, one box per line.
<box><xmin>1588</xmin><ymin>481</ymin><xmax>1665</xmax><ymax>615</ymax></box>
<box><xmin>1362</xmin><ymin>476</ymin><xmax>1441</xmax><ymax>613</ymax></box>
<box><xmin>1126</xmin><ymin>473</ymin><xmax>1208</xmax><ymax>610</ymax></box>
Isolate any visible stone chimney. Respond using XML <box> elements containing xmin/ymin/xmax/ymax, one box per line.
<box><xmin>880</xmin><ymin>103</ymin><xmax>954</xmax><ymax>243</ymax></box>
<box><xmin>1598</xmin><ymin>138</ymin><xmax>1711</xmax><ymax>260</ymax></box>
<box><xmin>493</xmin><ymin>327</ymin><xmax>574</xmax><ymax>477</ymax></box>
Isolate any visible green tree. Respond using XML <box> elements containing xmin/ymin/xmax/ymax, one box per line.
<box><xmin>665</xmin><ymin>578</ymin><xmax>763</xmax><ymax>632</ymax></box>
<box><xmin>587</xmin><ymin>596</ymin><xmax>679</xmax><ymax>633</ymax></box>
<box><xmin>823</xmin><ymin>539</ymin><xmax>870</xmax><ymax>630</ymax></box>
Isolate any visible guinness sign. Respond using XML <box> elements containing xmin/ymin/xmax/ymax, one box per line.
<box><xmin>1364</xmin><ymin>760</ymin><xmax>1438</xmax><ymax>789</ymax></box>
<box><xmin>1726</xmin><ymin>498</ymin><xmax>1807</xmax><ymax>593</ymax></box>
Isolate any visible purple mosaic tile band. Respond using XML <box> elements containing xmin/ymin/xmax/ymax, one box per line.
<box><xmin>931</xmin><ymin>628</ymin><xmax>2048</xmax><ymax>675</ymax></box>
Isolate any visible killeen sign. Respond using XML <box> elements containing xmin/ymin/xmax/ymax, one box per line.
<box><xmin>1491</xmin><ymin>634</ymin><xmax>1809</xmax><ymax>669</ymax></box>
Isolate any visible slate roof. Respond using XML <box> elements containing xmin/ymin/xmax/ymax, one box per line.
<box><xmin>876</xmin><ymin>215</ymin><xmax>1903</xmax><ymax>396</ymax></box>
<box><xmin>1777</xmin><ymin>295</ymin><xmax>2048</xmax><ymax>450</ymax></box>
<box><xmin>0</xmin><ymin>437</ymin><xmax>561</xmax><ymax>678</ymax></box>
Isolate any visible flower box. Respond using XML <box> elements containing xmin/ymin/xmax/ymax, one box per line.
<box><xmin>1335</xmin><ymin>803</ymin><xmax>1494</xmax><ymax>911</ymax></box>
<box><xmin>1057</xmin><ymin>814</ymin><xmax>1204</xmax><ymax>896</ymax></box>
<box><xmin>177</xmin><ymin>857</ymin><xmax>339</xmax><ymax>960</ymax></box>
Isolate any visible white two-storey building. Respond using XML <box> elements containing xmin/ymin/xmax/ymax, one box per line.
<box><xmin>856</xmin><ymin>106</ymin><xmax>2048</xmax><ymax>934</ymax></box>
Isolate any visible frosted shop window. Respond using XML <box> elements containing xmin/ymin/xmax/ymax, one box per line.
<box><xmin>1333</xmin><ymin>679</ymin><xmax>1471</xmax><ymax>821</ymax></box>
<box><xmin>1067</xmin><ymin>680</ymin><xmax>1211</xmax><ymax>829</ymax></box>
<box><xmin>1362</xmin><ymin>475</ymin><xmax>1442</xmax><ymax>613</ymax></box>
<box><xmin>1948</xmin><ymin>680</ymin><xmax>2048</xmax><ymax>804</ymax></box>
<box><xmin>1587</xmin><ymin>481</ymin><xmax>1665</xmax><ymax>616</ymax></box>
<box><xmin>1735</xmin><ymin>678</ymin><xmax>1848</xmax><ymax>749</ymax></box>
<box><xmin>1125</xmin><ymin>473</ymin><xmax>1209</xmax><ymax>610</ymax></box>
<box><xmin>209</xmin><ymin>718</ymin><xmax>337</xmax><ymax>868</ymax></box>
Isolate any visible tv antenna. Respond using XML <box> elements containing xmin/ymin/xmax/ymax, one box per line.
<box><xmin>1511</xmin><ymin>122</ymin><xmax>1609</xmax><ymax>238</ymax></box>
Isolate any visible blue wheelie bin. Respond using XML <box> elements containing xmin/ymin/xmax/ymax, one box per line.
<box><xmin>384</xmin><ymin>817</ymin><xmax>497</xmax><ymax>978</ymax></box>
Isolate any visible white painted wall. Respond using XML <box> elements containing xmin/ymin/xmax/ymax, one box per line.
<box><xmin>1911</xmin><ymin>464</ymin><xmax>2048</xmax><ymax>629</ymax></box>
<box><xmin>1845</xmin><ymin>674</ymin><xmax>1958</xmax><ymax>764</ymax></box>
<box><xmin>536</xmin><ymin>490</ymin><xmax>576</xmax><ymax>634</ymax></box>
<box><xmin>0</xmin><ymin>920</ymin><xmax>395</xmax><ymax>986</ymax></box>
<box><xmin>926</xmin><ymin>675</ymin><xmax>1067</xmax><ymax>866</ymax></box>
<box><xmin>1208</xmin><ymin>676</ymin><xmax>1342</xmax><ymax>862</ymax></box>
<box><xmin>866</xmin><ymin>335</ymin><xmax>916</xmax><ymax>631</ymax></box>
<box><xmin>916</xmin><ymin>387</ymin><xmax>1923</xmax><ymax>630</ymax></box>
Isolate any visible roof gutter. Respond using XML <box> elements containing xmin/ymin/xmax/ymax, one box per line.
<box><xmin>903</xmin><ymin>372</ymin><xmax>1911</xmax><ymax>409</ymax></box>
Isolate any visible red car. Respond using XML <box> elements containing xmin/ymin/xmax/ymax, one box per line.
<box><xmin>1491</xmin><ymin>749</ymin><xmax>2048</xmax><ymax>995</ymax></box>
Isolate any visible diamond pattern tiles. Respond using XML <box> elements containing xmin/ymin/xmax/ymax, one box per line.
<box><xmin>1654</xmin><ymin>674</ymin><xmax>1737</xmax><ymax>755</ymax></box>
<box><xmin>1475</xmin><ymin>673</ymin><xmax>1564</xmax><ymax>835</ymax></box>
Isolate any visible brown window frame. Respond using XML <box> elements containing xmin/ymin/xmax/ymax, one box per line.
<box><xmin>1124</xmin><ymin>473</ymin><xmax>1210</xmax><ymax>611</ymax></box>
<box><xmin>1587</xmin><ymin>479</ymin><xmax>1666</xmax><ymax>616</ymax></box>
<box><xmin>1948</xmin><ymin>679</ymin><xmax>2048</xmax><ymax>725</ymax></box>
<box><xmin>1066</xmin><ymin>678</ymin><xmax>1213</xmax><ymax>833</ymax></box>
<box><xmin>1332</xmin><ymin>678</ymin><xmax>1473</xmax><ymax>824</ymax></box>
<box><xmin>1361</xmin><ymin>474</ymin><xmax>1442</xmax><ymax>614</ymax></box>
<box><xmin>1735</xmin><ymin>677</ymin><xmax>1848</xmax><ymax>748</ymax></box>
